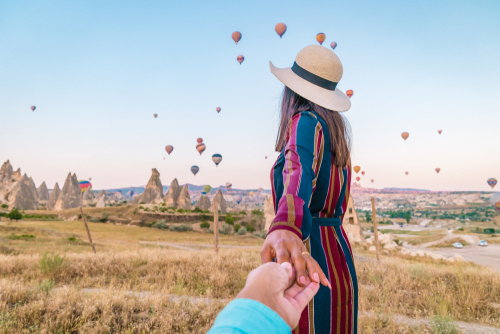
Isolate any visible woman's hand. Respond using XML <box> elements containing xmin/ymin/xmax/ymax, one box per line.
<box><xmin>261</xmin><ymin>230</ymin><xmax>331</xmax><ymax>289</ymax></box>
<box><xmin>236</xmin><ymin>262</ymin><xmax>320</xmax><ymax>330</ymax></box>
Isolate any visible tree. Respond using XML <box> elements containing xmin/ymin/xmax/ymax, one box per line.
<box><xmin>405</xmin><ymin>212</ymin><xmax>411</xmax><ymax>224</ymax></box>
<box><xmin>365</xmin><ymin>211</ymin><xmax>372</xmax><ymax>222</ymax></box>
<box><xmin>7</xmin><ymin>208</ymin><xmax>23</xmax><ymax>221</ymax></box>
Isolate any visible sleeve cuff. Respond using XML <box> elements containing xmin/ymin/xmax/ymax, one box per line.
<box><xmin>268</xmin><ymin>222</ymin><xmax>303</xmax><ymax>240</ymax></box>
<box><xmin>207</xmin><ymin>298</ymin><xmax>291</xmax><ymax>334</ymax></box>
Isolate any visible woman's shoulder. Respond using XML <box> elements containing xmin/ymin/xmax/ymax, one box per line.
<box><xmin>291</xmin><ymin>110</ymin><xmax>323</xmax><ymax>127</ymax></box>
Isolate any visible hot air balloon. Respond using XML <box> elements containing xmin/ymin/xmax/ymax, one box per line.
<box><xmin>490</xmin><ymin>192</ymin><xmax>500</xmax><ymax>213</ymax></box>
<box><xmin>154</xmin><ymin>114</ymin><xmax>158</xmax><ymax>118</ymax></box>
<box><xmin>316</xmin><ymin>33</ymin><xmax>326</xmax><ymax>45</ymax></box>
<box><xmin>275</xmin><ymin>23</ymin><xmax>287</xmax><ymax>38</ymax></box>
<box><xmin>232</xmin><ymin>31</ymin><xmax>242</xmax><ymax>44</ymax></box>
<box><xmin>353</xmin><ymin>166</ymin><xmax>361</xmax><ymax>174</ymax></box>
<box><xmin>361</xmin><ymin>171</ymin><xmax>365</xmax><ymax>175</ymax></box>
<box><xmin>401</xmin><ymin>132</ymin><xmax>409</xmax><ymax>141</ymax></box>
<box><xmin>435</xmin><ymin>168</ymin><xmax>441</xmax><ymax>174</ymax></box>
<box><xmin>78</xmin><ymin>180</ymin><xmax>91</xmax><ymax>194</ymax></box>
<box><xmin>371</xmin><ymin>179</ymin><xmax>374</xmax><ymax>183</ymax></box>
<box><xmin>196</xmin><ymin>143</ymin><xmax>206</xmax><ymax>155</ymax></box>
<box><xmin>487</xmin><ymin>178</ymin><xmax>497</xmax><ymax>189</ymax></box>
<box><xmin>165</xmin><ymin>145</ymin><xmax>173</xmax><ymax>155</ymax></box>
<box><xmin>216</xmin><ymin>107</ymin><xmax>221</xmax><ymax>113</ymax></box>
<box><xmin>212</xmin><ymin>154</ymin><xmax>222</xmax><ymax>166</ymax></box>
<box><xmin>89</xmin><ymin>177</ymin><xmax>92</xmax><ymax>181</ymax></box>
<box><xmin>163</xmin><ymin>157</ymin><xmax>165</xmax><ymax>160</ymax></box>
<box><xmin>234</xmin><ymin>195</ymin><xmax>242</xmax><ymax>204</ymax></box>
<box><xmin>258</xmin><ymin>187</ymin><xmax>263</xmax><ymax>192</ymax></box>
<box><xmin>249</xmin><ymin>191</ymin><xmax>254</xmax><ymax>196</ymax></box>
<box><xmin>191</xmin><ymin>166</ymin><xmax>199</xmax><ymax>176</ymax></box>
<box><xmin>237</xmin><ymin>55</ymin><xmax>244</xmax><ymax>64</ymax></box>
<box><xmin>265</xmin><ymin>156</ymin><xmax>267</xmax><ymax>159</ymax></box>
<box><xmin>356</xmin><ymin>177</ymin><xmax>360</xmax><ymax>182</ymax></box>
<box><xmin>129</xmin><ymin>190</ymin><xmax>134</xmax><ymax>197</ymax></box>
<box><xmin>226</xmin><ymin>182</ymin><xmax>232</xmax><ymax>191</ymax></box>
<box><xmin>31</xmin><ymin>106</ymin><xmax>36</xmax><ymax>111</ymax></box>
<box><xmin>346</xmin><ymin>90</ymin><xmax>353</xmax><ymax>98</ymax></box>
<box><xmin>201</xmin><ymin>191</ymin><xmax>206</xmax><ymax>195</ymax></box>
<box><xmin>204</xmin><ymin>185</ymin><xmax>212</xmax><ymax>193</ymax></box>
<box><xmin>197</xmin><ymin>137</ymin><xmax>203</xmax><ymax>143</ymax></box>
<box><xmin>405</xmin><ymin>172</ymin><xmax>409</xmax><ymax>175</ymax></box>
<box><xmin>330</xmin><ymin>42</ymin><xmax>337</xmax><ymax>50</ymax></box>
<box><xmin>438</xmin><ymin>130</ymin><xmax>442</xmax><ymax>134</ymax></box>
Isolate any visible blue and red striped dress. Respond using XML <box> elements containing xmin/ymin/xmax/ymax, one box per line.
<box><xmin>269</xmin><ymin>110</ymin><xmax>358</xmax><ymax>334</ymax></box>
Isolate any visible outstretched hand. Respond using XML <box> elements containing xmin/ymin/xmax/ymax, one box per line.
<box><xmin>236</xmin><ymin>262</ymin><xmax>320</xmax><ymax>330</ymax></box>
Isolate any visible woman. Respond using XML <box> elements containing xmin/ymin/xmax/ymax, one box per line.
<box><xmin>261</xmin><ymin>45</ymin><xmax>357</xmax><ymax>333</ymax></box>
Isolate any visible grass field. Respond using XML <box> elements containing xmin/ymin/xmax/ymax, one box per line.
<box><xmin>1</xmin><ymin>220</ymin><xmax>499</xmax><ymax>333</ymax></box>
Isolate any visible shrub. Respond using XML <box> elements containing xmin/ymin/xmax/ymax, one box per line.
<box><xmin>37</xmin><ymin>279</ymin><xmax>55</xmax><ymax>295</ymax></box>
<box><xmin>39</xmin><ymin>252</ymin><xmax>65</xmax><ymax>275</ymax></box>
<box><xmin>220</xmin><ymin>223</ymin><xmax>233</xmax><ymax>235</ymax></box>
<box><xmin>429</xmin><ymin>315</ymin><xmax>459</xmax><ymax>334</ymax></box>
<box><xmin>237</xmin><ymin>227</ymin><xmax>247</xmax><ymax>235</ymax></box>
<box><xmin>246</xmin><ymin>225</ymin><xmax>256</xmax><ymax>233</ymax></box>
<box><xmin>253</xmin><ymin>232</ymin><xmax>266</xmax><ymax>239</ymax></box>
<box><xmin>239</xmin><ymin>211</ymin><xmax>247</xmax><ymax>216</ymax></box>
<box><xmin>7</xmin><ymin>208</ymin><xmax>22</xmax><ymax>221</ymax></box>
<box><xmin>193</xmin><ymin>207</ymin><xmax>203</xmax><ymax>213</ymax></box>
<box><xmin>177</xmin><ymin>208</ymin><xmax>185</xmax><ymax>213</ymax></box>
<box><xmin>200</xmin><ymin>221</ymin><xmax>210</xmax><ymax>229</ymax></box>
<box><xmin>251</xmin><ymin>209</ymin><xmax>264</xmax><ymax>216</ymax></box>
<box><xmin>155</xmin><ymin>220</ymin><xmax>168</xmax><ymax>230</ymax></box>
<box><xmin>139</xmin><ymin>206</ymin><xmax>144</xmax><ymax>210</ymax></box>
<box><xmin>161</xmin><ymin>203</ymin><xmax>166</xmax><ymax>206</ymax></box>
<box><xmin>140</xmin><ymin>202</ymin><xmax>146</xmax><ymax>204</ymax></box>
<box><xmin>1</xmin><ymin>204</ymin><xmax>8</xmax><ymax>208</ymax></box>
<box><xmin>67</xmin><ymin>236</ymin><xmax>77</xmax><ymax>241</ymax></box>
<box><xmin>484</xmin><ymin>228</ymin><xmax>495</xmax><ymax>234</ymax></box>
<box><xmin>169</xmin><ymin>224</ymin><xmax>193</xmax><ymax>232</ymax></box>
<box><xmin>89</xmin><ymin>217</ymin><xmax>99</xmax><ymax>223</ymax></box>
<box><xmin>225</xmin><ymin>215</ymin><xmax>235</xmax><ymax>225</ymax></box>
<box><xmin>233</xmin><ymin>224</ymin><xmax>241</xmax><ymax>233</ymax></box>
<box><xmin>7</xmin><ymin>233</ymin><xmax>35</xmax><ymax>240</ymax></box>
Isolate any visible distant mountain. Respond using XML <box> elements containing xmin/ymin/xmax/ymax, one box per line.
<box><xmin>97</xmin><ymin>184</ymin><xmax>270</xmax><ymax>195</ymax></box>
<box><xmin>382</xmin><ymin>187</ymin><xmax>431</xmax><ymax>192</ymax></box>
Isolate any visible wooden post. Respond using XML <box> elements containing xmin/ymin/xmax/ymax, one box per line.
<box><xmin>80</xmin><ymin>207</ymin><xmax>96</xmax><ymax>254</ymax></box>
<box><xmin>213</xmin><ymin>198</ymin><xmax>219</xmax><ymax>253</ymax></box>
<box><xmin>371</xmin><ymin>198</ymin><xmax>380</xmax><ymax>262</ymax></box>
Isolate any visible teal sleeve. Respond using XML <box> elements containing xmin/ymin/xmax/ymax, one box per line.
<box><xmin>207</xmin><ymin>299</ymin><xmax>291</xmax><ymax>334</ymax></box>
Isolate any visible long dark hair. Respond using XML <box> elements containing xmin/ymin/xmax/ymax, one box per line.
<box><xmin>275</xmin><ymin>87</ymin><xmax>352</xmax><ymax>168</ymax></box>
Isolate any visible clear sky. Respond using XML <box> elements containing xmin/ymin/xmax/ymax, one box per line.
<box><xmin>1</xmin><ymin>0</ymin><xmax>499</xmax><ymax>192</ymax></box>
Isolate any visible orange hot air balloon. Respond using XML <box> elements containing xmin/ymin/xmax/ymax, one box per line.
<box><xmin>165</xmin><ymin>145</ymin><xmax>173</xmax><ymax>155</ymax></box>
<box><xmin>401</xmin><ymin>132</ymin><xmax>409</xmax><ymax>141</ymax></box>
<box><xmin>330</xmin><ymin>42</ymin><xmax>337</xmax><ymax>50</ymax></box>
<box><xmin>353</xmin><ymin>166</ymin><xmax>361</xmax><ymax>174</ymax></box>
<box><xmin>346</xmin><ymin>90</ymin><xmax>353</xmax><ymax>98</ymax></box>
<box><xmin>435</xmin><ymin>168</ymin><xmax>441</xmax><ymax>174</ymax></box>
<box><xmin>232</xmin><ymin>31</ymin><xmax>242</xmax><ymax>44</ymax></box>
<box><xmin>405</xmin><ymin>171</ymin><xmax>409</xmax><ymax>175</ymax></box>
<box><xmin>196</xmin><ymin>143</ymin><xmax>206</xmax><ymax>155</ymax></box>
<box><xmin>275</xmin><ymin>23</ymin><xmax>287</xmax><ymax>38</ymax></box>
<box><xmin>197</xmin><ymin>138</ymin><xmax>203</xmax><ymax>143</ymax></box>
<box><xmin>371</xmin><ymin>179</ymin><xmax>374</xmax><ymax>183</ymax></box>
<box><xmin>237</xmin><ymin>55</ymin><xmax>244</xmax><ymax>64</ymax></box>
<box><xmin>154</xmin><ymin>114</ymin><xmax>158</xmax><ymax>118</ymax></box>
<box><xmin>356</xmin><ymin>177</ymin><xmax>360</xmax><ymax>182</ymax></box>
<box><xmin>438</xmin><ymin>130</ymin><xmax>442</xmax><ymax>134</ymax></box>
<box><xmin>216</xmin><ymin>107</ymin><xmax>221</xmax><ymax>113</ymax></box>
<box><xmin>316</xmin><ymin>33</ymin><xmax>326</xmax><ymax>45</ymax></box>
<box><xmin>361</xmin><ymin>171</ymin><xmax>365</xmax><ymax>175</ymax></box>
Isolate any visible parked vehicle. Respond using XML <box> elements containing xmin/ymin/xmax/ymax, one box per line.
<box><xmin>453</xmin><ymin>243</ymin><xmax>463</xmax><ymax>249</ymax></box>
<box><xmin>478</xmin><ymin>240</ymin><xmax>488</xmax><ymax>247</ymax></box>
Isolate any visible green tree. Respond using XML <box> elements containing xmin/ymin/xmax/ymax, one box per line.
<box><xmin>7</xmin><ymin>208</ymin><xmax>22</xmax><ymax>221</ymax></box>
<box><xmin>405</xmin><ymin>212</ymin><xmax>411</xmax><ymax>224</ymax></box>
<box><xmin>365</xmin><ymin>211</ymin><xmax>372</xmax><ymax>222</ymax></box>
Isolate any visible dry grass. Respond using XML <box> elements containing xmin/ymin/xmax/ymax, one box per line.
<box><xmin>405</xmin><ymin>233</ymin><xmax>446</xmax><ymax>246</ymax></box>
<box><xmin>433</xmin><ymin>237</ymin><xmax>470</xmax><ymax>248</ymax></box>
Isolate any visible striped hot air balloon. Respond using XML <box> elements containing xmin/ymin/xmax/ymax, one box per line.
<box><xmin>490</xmin><ymin>192</ymin><xmax>500</xmax><ymax>213</ymax></box>
<box><xmin>78</xmin><ymin>180</ymin><xmax>91</xmax><ymax>194</ymax></box>
<box><xmin>212</xmin><ymin>154</ymin><xmax>222</xmax><ymax>166</ymax></box>
<box><xmin>275</xmin><ymin>23</ymin><xmax>287</xmax><ymax>38</ymax></box>
<box><xmin>346</xmin><ymin>90</ymin><xmax>353</xmax><ymax>98</ymax></box>
<box><xmin>31</xmin><ymin>106</ymin><xmax>36</xmax><ymax>111</ymax></box>
<box><xmin>226</xmin><ymin>182</ymin><xmax>232</xmax><ymax>191</ymax></box>
<box><xmin>234</xmin><ymin>195</ymin><xmax>242</xmax><ymax>204</ymax></box>
<box><xmin>237</xmin><ymin>55</ymin><xmax>244</xmax><ymax>64</ymax></box>
<box><xmin>196</xmin><ymin>143</ymin><xmax>206</xmax><ymax>155</ymax></box>
<box><xmin>316</xmin><ymin>33</ymin><xmax>326</xmax><ymax>45</ymax></box>
<box><xmin>232</xmin><ymin>31</ymin><xmax>242</xmax><ymax>44</ymax></box>
<box><xmin>191</xmin><ymin>166</ymin><xmax>199</xmax><ymax>176</ymax></box>
<box><xmin>487</xmin><ymin>178</ymin><xmax>497</xmax><ymax>189</ymax></box>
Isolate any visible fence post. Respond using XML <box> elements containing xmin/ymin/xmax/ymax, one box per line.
<box><xmin>371</xmin><ymin>198</ymin><xmax>380</xmax><ymax>262</ymax></box>
<box><xmin>80</xmin><ymin>207</ymin><xmax>96</xmax><ymax>254</ymax></box>
<box><xmin>213</xmin><ymin>198</ymin><xmax>219</xmax><ymax>253</ymax></box>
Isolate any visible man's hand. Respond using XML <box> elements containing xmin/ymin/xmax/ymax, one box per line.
<box><xmin>236</xmin><ymin>262</ymin><xmax>320</xmax><ymax>330</ymax></box>
<box><xmin>261</xmin><ymin>229</ymin><xmax>331</xmax><ymax>288</ymax></box>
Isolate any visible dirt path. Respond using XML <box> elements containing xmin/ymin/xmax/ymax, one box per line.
<box><xmin>139</xmin><ymin>241</ymin><xmax>261</xmax><ymax>251</ymax></box>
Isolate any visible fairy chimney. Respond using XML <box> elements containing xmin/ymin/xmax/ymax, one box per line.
<box><xmin>82</xmin><ymin>186</ymin><xmax>96</xmax><ymax>206</ymax></box>
<box><xmin>47</xmin><ymin>183</ymin><xmax>61</xmax><ymax>210</ymax></box>
<box><xmin>133</xmin><ymin>169</ymin><xmax>164</xmax><ymax>204</ymax></box>
<box><xmin>8</xmin><ymin>174</ymin><xmax>39</xmax><ymax>210</ymax></box>
<box><xmin>37</xmin><ymin>181</ymin><xmax>50</xmax><ymax>203</ymax></box>
<box><xmin>195</xmin><ymin>194</ymin><xmax>211</xmax><ymax>211</ymax></box>
<box><xmin>54</xmin><ymin>173</ymin><xmax>82</xmax><ymax>210</ymax></box>
<box><xmin>211</xmin><ymin>189</ymin><xmax>227</xmax><ymax>214</ymax></box>
<box><xmin>264</xmin><ymin>196</ymin><xmax>276</xmax><ymax>231</ymax></box>
<box><xmin>177</xmin><ymin>184</ymin><xmax>192</xmax><ymax>210</ymax></box>
<box><xmin>164</xmin><ymin>178</ymin><xmax>182</xmax><ymax>207</ymax></box>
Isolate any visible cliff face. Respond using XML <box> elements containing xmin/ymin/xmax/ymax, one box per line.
<box><xmin>133</xmin><ymin>169</ymin><xmax>164</xmax><ymax>204</ymax></box>
<box><xmin>54</xmin><ymin>173</ymin><xmax>82</xmax><ymax>210</ymax></box>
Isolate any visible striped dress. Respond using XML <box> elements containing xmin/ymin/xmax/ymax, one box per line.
<box><xmin>269</xmin><ymin>110</ymin><xmax>358</xmax><ymax>334</ymax></box>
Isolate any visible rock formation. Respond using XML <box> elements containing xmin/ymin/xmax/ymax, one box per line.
<box><xmin>211</xmin><ymin>189</ymin><xmax>227</xmax><ymax>214</ymax></box>
<box><xmin>195</xmin><ymin>194</ymin><xmax>211</xmax><ymax>211</ymax></box>
<box><xmin>82</xmin><ymin>186</ymin><xmax>96</xmax><ymax>206</ymax></box>
<box><xmin>164</xmin><ymin>178</ymin><xmax>182</xmax><ymax>207</ymax></box>
<box><xmin>37</xmin><ymin>182</ymin><xmax>50</xmax><ymax>203</ymax></box>
<box><xmin>96</xmin><ymin>194</ymin><xmax>106</xmax><ymax>208</ymax></box>
<box><xmin>54</xmin><ymin>173</ymin><xmax>82</xmax><ymax>210</ymax></box>
<box><xmin>264</xmin><ymin>196</ymin><xmax>276</xmax><ymax>231</ymax></box>
<box><xmin>177</xmin><ymin>184</ymin><xmax>192</xmax><ymax>210</ymax></box>
<box><xmin>8</xmin><ymin>174</ymin><xmax>39</xmax><ymax>210</ymax></box>
<box><xmin>133</xmin><ymin>169</ymin><xmax>164</xmax><ymax>204</ymax></box>
<box><xmin>47</xmin><ymin>183</ymin><xmax>61</xmax><ymax>210</ymax></box>
<box><xmin>342</xmin><ymin>195</ymin><xmax>364</xmax><ymax>243</ymax></box>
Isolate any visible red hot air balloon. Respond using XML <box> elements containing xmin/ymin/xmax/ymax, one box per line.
<box><xmin>196</xmin><ymin>143</ymin><xmax>206</xmax><ymax>155</ymax></box>
<box><xmin>237</xmin><ymin>55</ymin><xmax>244</xmax><ymax>64</ymax></box>
<box><xmin>330</xmin><ymin>42</ymin><xmax>337</xmax><ymax>50</ymax></box>
<box><xmin>232</xmin><ymin>31</ymin><xmax>242</xmax><ymax>44</ymax></box>
<box><xmin>346</xmin><ymin>90</ymin><xmax>353</xmax><ymax>98</ymax></box>
<box><xmin>405</xmin><ymin>171</ymin><xmax>409</xmax><ymax>175</ymax></box>
<box><xmin>361</xmin><ymin>171</ymin><xmax>365</xmax><ymax>175</ymax></box>
<box><xmin>401</xmin><ymin>132</ymin><xmax>409</xmax><ymax>141</ymax></box>
<box><xmin>265</xmin><ymin>156</ymin><xmax>267</xmax><ymax>159</ymax></box>
<box><xmin>163</xmin><ymin>157</ymin><xmax>165</xmax><ymax>160</ymax></box>
<box><xmin>356</xmin><ymin>177</ymin><xmax>360</xmax><ymax>182</ymax></box>
<box><xmin>275</xmin><ymin>23</ymin><xmax>287</xmax><ymax>38</ymax></box>
<box><xmin>371</xmin><ymin>179</ymin><xmax>374</xmax><ymax>183</ymax></box>
<box><xmin>216</xmin><ymin>107</ymin><xmax>221</xmax><ymax>113</ymax></box>
<box><xmin>31</xmin><ymin>106</ymin><xmax>36</xmax><ymax>111</ymax></box>
<box><xmin>435</xmin><ymin>168</ymin><xmax>441</xmax><ymax>174</ymax></box>
<box><xmin>197</xmin><ymin>138</ymin><xmax>203</xmax><ymax>143</ymax></box>
<box><xmin>438</xmin><ymin>130</ymin><xmax>442</xmax><ymax>134</ymax></box>
<box><xmin>154</xmin><ymin>114</ymin><xmax>158</xmax><ymax>118</ymax></box>
<box><xmin>316</xmin><ymin>33</ymin><xmax>326</xmax><ymax>45</ymax></box>
<box><xmin>165</xmin><ymin>145</ymin><xmax>173</xmax><ymax>155</ymax></box>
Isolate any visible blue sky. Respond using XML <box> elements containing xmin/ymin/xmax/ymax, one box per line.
<box><xmin>1</xmin><ymin>0</ymin><xmax>499</xmax><ymax>191</ymax></box>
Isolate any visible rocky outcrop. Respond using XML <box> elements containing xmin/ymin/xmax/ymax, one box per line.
<box><xmin>82</xmin><ymin>186</ymin><xmax>96</xmax><ymax>206</ymax></box>
<box><xmin>195</xmin><ymin>194</ymin><xmax>211</xmax><ymax>211</ymax></box>
<box><xmin>178</xmin><ymin>184</ymin><xmax>192</xmax><ymax>210</ymax></box>
<box><xmin>8</xmin><ymin>174</ymin><xmax>39</xmax><ymax>210</ymax></box>
<box><xmin>264</xmin><ymin>196</ymin><xmax>276</xmax><ymax>231</ymax></box>
<box><xmin>47</xmin><ymin>183</ymin><xmax>61</xmax><ymax>210</ymax></box>
<box><xmin>211</xmin><ymin>189</ymin><xmax>227</xmax><ymax>214</ymax></box>
<box><xmin>342</xmin><ymin>195</ymin><xmax>364</xmax><ymax>243</ymax></box>
<box><xmin>96</xmin><ymin>195</ymin><xmax>106</xmax><ymax>208</ymax></box>
<box><xmin>28</xmin><ymin>177</ymin><xmax>39</xmax><ymax>202</ymax></box>
<box><xmin>54</xmin><ymin>173</ymin><xmax>82</xmax><ymax>210</ymax></box>
<box><xmin>37</xmin><ymin>182</ymin><xmax>50</xmax><ymax>203</ymax></box>
<box><xmin>133</xmin><ymin>169</ymin><xmax>164</xmax><ymax>204</ymax></box>
<box><xmin>97</xmin><ymin>190</ymin><xmax>106</xmax><ymax>201</ymax></box>
<box><xmin>164</xmin><ymin>178</ymin><xmax>182</xmax><ymax>207</ymax></box>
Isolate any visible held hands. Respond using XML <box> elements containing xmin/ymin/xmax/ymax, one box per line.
<box><xmin>236</xmin><ymin>262</ymin><xmax>320</xmax><ymax>330</ymax></box>
<box><xmin>261</xmin><ymin>230</ymin><xmax>331</xmax><ymax>289</ymax></box>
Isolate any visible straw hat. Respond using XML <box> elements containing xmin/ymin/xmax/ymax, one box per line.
<box><xmin>270</xmin><ymin>45</ymin><xmax>351</xmax><ymax>112</ymax></box>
